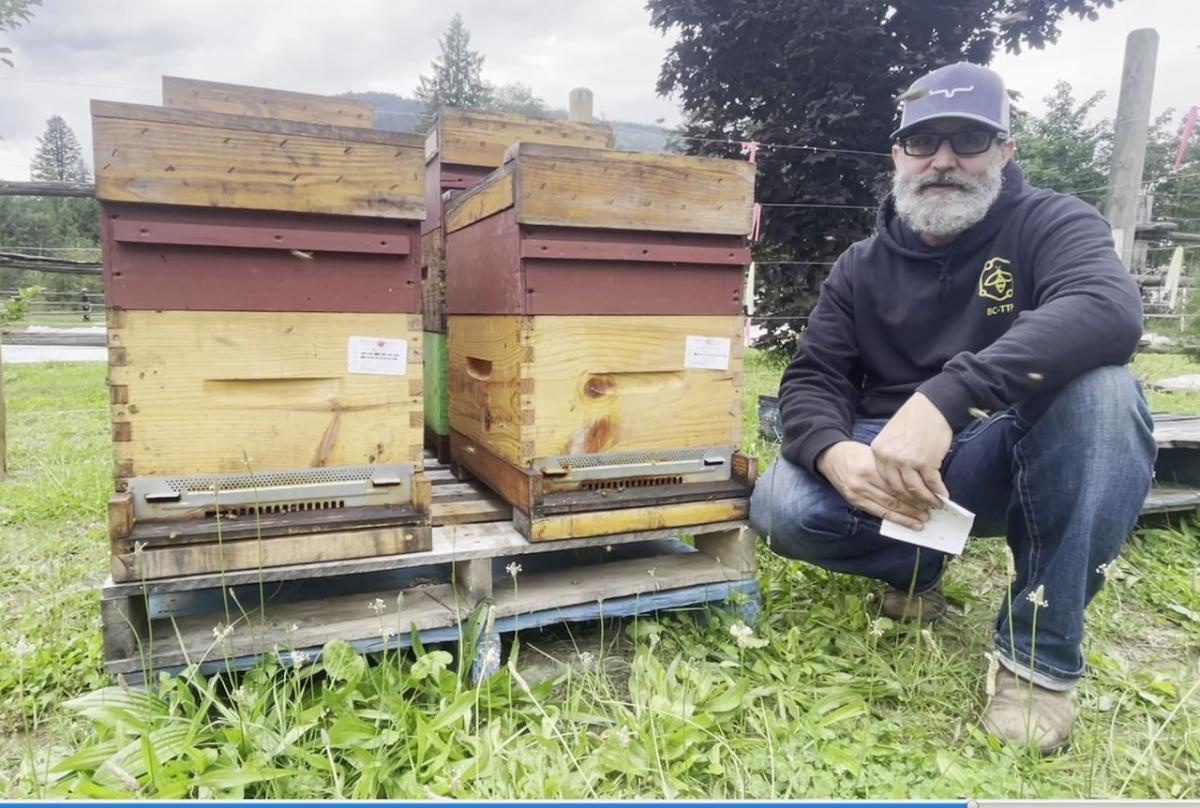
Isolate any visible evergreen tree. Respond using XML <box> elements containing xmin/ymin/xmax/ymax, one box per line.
<box><xmin>30</xmin><ymin>115</ymin><xmax>90</xmax><ymax>183</ymax></box>
<box><xmin>415</xmin><ymin>13</ymin><xmax>493</xmax><ymax>126</ymax></box>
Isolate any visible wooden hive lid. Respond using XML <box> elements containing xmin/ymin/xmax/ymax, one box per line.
<box><xmin>426</xmin><ymin>107</ymin><xmax>615</xmax><ymax>169</ymax></box>
<box><xmin>445</xmin><ymin>142</ymin><xmax>756</xmax><ymax>236</ymax></box>
<box><xmin>161</xmin><ymin>76</ymin><xmax>375</xmax><ymax>128</ymax></box>
<box><xmin>91</xmin><ymin>99</ymin><xmax>425</xmax><ymax>220</ymax></box>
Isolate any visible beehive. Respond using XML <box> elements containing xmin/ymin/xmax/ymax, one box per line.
<box><xmin>443</xmin><ymin>144</ymin><xmax>757</xmax><ymax>540</ymax></box>
<box><xmin>421</xmin><ymin>110</ymin><xmax>614</xmax><ymax>461</ymax></box>
<box><xmin>93</xmin><ymin>93</ymin><xmax>431</xmax><ymax>578</ymax></box>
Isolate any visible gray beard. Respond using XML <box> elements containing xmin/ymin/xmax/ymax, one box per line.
<box><xmin>892</xmin><ymin>158</ymin><xmax>1004</xmax><ymax>239</ymax></box>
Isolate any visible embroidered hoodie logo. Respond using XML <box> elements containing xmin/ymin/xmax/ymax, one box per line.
<box><xmin>979</xmin><ymin>257</ymin><xmax>1015</xmax><ymax>316</ymax></box>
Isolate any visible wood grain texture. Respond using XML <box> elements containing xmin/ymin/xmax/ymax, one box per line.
<box><xmin>108</xmin><ymin>311</ymin><xmax>423</xmax><ymax>478</ymax></box>
<box><xmin>433</xmin><ymin>108</ymin><xmax>614</xmax><ymax>168</ymax></box>
<box><xmin>162</xmin><ymin>75</ymin><xmax>374</xmax><ymax>127</ymax></box>
<box><xmin>91</xmin><ymin>100</ymin><xmax>424</xmax><ymax>218</ymax></box>
<box><xmin>447</xmin><ymin>315</ymin><xmax>744</xmax><ymax>467</ymax></box>
<box><xmin>99</xmin><ymin>515</ymin><xmax>749</xmax><ymax>599</ymax></box>
<box><xmin>421</xmin><ymin>230</ymin><xmax>447</xmax><ymax>331</ymax></box>
<box><xmin>111</xmin><ymin>524</ymin><xmax>432</xmax><ymax>581</ymax></box>
<box><xmin>517</xmin><ymin>497</ymin><xmax>749</xmax><ymax>541</ymax></box>
<box><xmin>511</xmin><ymin>143</ymin><xmax>755</xmax><ymax>235</ymax></box>
<box><xmin>444</xmin><ymin>169</ymin><xmax>514</xmax><ymax>233</ymax></box>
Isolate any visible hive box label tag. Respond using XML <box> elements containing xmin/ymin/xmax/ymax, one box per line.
<box><xmin>348</xmin><ymin>336</ymin><xmax>408</xmax><ymax>376</ymax></box>
<box><xmin>684</xmin><ymin>335</ymin><xmax>731</xmax><ymax>370</ymax></box>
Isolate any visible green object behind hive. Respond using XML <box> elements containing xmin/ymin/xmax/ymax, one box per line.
<box><xmin>423</xmin><ymin>331</ymin><xmax>449</xmax><ymax>437</ymax></box>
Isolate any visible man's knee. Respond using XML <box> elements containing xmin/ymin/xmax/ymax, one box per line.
<box><xmin>1049</xmin><ymin>366</ymin><xmax>1148</xmax><ymax>424</ymax></box>
<box><xmin>750</xmin><ymin>458</ymin><xmax>856</xmax><ymax>560</ymax></box>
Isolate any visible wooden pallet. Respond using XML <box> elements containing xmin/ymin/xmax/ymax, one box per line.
<box><xmin>99</xmin><ymin>453</ymin><xmax>756</xmax><ymax>682</ymax></box>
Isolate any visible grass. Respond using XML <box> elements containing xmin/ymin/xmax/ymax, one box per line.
<box><xmin>0</xmin><ymin>353</ymin><xmax>1198</xmax><ymax>797</ymax></box>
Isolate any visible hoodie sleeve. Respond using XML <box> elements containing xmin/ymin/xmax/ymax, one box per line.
<box><xmin>778</xmin><ymin>252</ymin><xmax>863</xmax><ymax>473</ymax></box>
<box><xmin>917</xmin><ymin>195</ymin><xmax>1143</xmax><ymax>429</ymax></box>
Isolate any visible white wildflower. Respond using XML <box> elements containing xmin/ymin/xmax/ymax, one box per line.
<box><xmin>1096</xmin><ymin>559</ymin><xmax>1123</xmax><ymax>580</ymax></box>
<box><xmin>132</xmin><ymin>540</ymin><xmax>147</xmax><ymax>557</ymax></box>
<box><xmin>920</xmin><ymin>628</ymin><xmax>936</xmax><ymax>648</ymax></box>
<box><xmin>370</xmin><ymin>597</ymin><xmax>386</xmax><ymax>615</ymax></box>
<box><xmin>576</xmin><ymin>651</ymin><xmax>596</xmax><ymax>671</ymax></box>
<box><xmin>231</xmin><ymin>686</ymin><xmax>249</xmax><ymax>704</ymax></box>
<box><xmin>13</xmin><ymin>634</ymin><xmax>35</xmax><ymax>659</ymax></box>
<box><xmin>382</xmin><ymin>626</ymin><xmax>396</xmax><ymax>640</ymax></box>
<box><xmin>729</xmin><ymin>620</ymin><xmax>767</xmax><ymax>649</ymax></box>
<box><xmin>212</xmin><ymin>622</ymin><xmax>234</xmax><ymax>641</ymax></box>
<box><xmin>1026</xmin><ymin>584</ymin><xmax>1049</xmax><ymax>609</ymax></box>
<box><xmin>103</xmin><ymin>759</ymin><xmax>139</xmax><ymax>792</ymax></box>
<box><xmin>984</xmin><ymin>653</ymin><xmax>1000</xmax><ymax>698</ymax></box>
<box><xmin>1004</xmin><ymin>551</ymin><xmax>1016</xmax><ymax>583</ymax></box>
<box><xmin>289</xmin><ymin>623</ymin><xmax>299</xmax><ymax>633</ymax></box>
<box><xmin>868</xmin><ymin>617</ymin><xmax>889</xmax><ymax>638</ymax></box>
<box><xmin>648</xmin><ymin>632</ymin><xmax>660</xmax><ymax>651</ymax></box>
<box><xmin>505</xmin><ymin>562</ymin><xmax>522</xmax><ymax>578</ymax></box>
<box><xmin>482</xmin><ymin>643</ymin><xmax>501</xmax><ymax>672</ymax></box>
<box><xmin>615</xmin><ymin>725</ymin><xmax>635</xmax><ymax>748</ymax></box>
<box><xmin>292</xmin><ymin>650</ymin><xmax>311</xmax><ymax>670</ymax></box>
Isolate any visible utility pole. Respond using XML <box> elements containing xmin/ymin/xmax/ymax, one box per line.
<box><xmin>1105</xmin><ymin>28</ymin><xmax>1159</xmax><ymax>270</ymax></box>
<box><xmin>568</xmin><ymin>87</ymin><xmax>594</xmax><ymax>123</ymax></box>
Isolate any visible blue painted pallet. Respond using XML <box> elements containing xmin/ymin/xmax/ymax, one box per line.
<box><xmin>114</xmin><ymin>537</ymin><xmax>758</xmax><ymax>685</ymax></box>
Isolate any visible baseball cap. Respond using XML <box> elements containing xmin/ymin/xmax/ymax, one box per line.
<box><xmin>891</xmin><ymin>62</ymin><xmax>1011</xmax><ymax>139</ymax></box>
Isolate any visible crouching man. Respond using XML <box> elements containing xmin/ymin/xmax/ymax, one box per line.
<box><xmin>749</xmin><ymin>62</ymin><xmax>1155</xmax><ymax>754</ymax></box>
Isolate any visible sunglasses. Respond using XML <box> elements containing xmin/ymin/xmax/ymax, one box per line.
<box><xmin>898</xmin><ymin>130</ymin><xmax>1003</xmax><ymax>157</ymax></box>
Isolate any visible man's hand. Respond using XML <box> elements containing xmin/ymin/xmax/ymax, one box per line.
<box><xmin>870</xmin><ymin>392</ymin><xmax>953</xmax><ymax>510</ymax></box>
<box><xmin>817</xmin><ymin>440</ymin><xmax>929</xmax><ymax>530</ymax></box>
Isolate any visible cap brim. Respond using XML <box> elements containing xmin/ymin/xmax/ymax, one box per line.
<box><xmin>891</xmin><ymin>112</ymin><xmax>1007</xmax><ymax>140</ymax></box>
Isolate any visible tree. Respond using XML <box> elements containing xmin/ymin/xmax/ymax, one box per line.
<box><xmin>490</xmin><ymin>82</ymin><xmax>548</xmax><ymax>118</ymax></box>
<box><xmin>30</xmin><ymin>115</ymin><xmax>90</xmax><ymax>183</ymax></box>
<box><xmin>415</xmin><ymin>13</ymin><xmax>493</xmax><ymax>126</ymax></box>
<box><xmin>1010</xmin><ymin>81</ymin><xmax>1111</xmax><ymax>204</ymax></box>
<box><xmin>1</xmin><ymin>0</ymin><xmax>40</xmax><ymax>68</ymax></box>
<box><xmin>648</xmin><ymin>0</ymin><xmax>1120</xmax><ymax>351</ymax></box>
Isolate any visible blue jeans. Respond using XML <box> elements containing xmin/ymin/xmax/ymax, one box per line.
<box><xmin>749</xmin><ymin>366</ymin><xmax>1156</xmax><ymax>690</ymax></box>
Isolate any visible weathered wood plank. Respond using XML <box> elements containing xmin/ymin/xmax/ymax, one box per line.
<box><xmin>91</xmin><ymin>100</ymin><xmax>424</xmax><ymax>218</ymax></box>
<box><xmin>106</xmin><ymin>584</ymin><xmax>457</xmax><ymax>674</ymax></box>
<box><xmin>108</xmin><ymin>310</ymin><xmax>423</xmax><ymax>478</ymax></box>
<box><xmin>491</xmin><ymin>547</ymin><xmax>749</xmax><ymax>618</ymax></box>
<box><xmin>1152</xmin><ymin>417</ymin><xmax>1200</xmax><ymax>448</ymax></box>
<box><xmin>519</xmin><ymin>497</ymin><xmax>749</xmax><ymax>542</ymax></box>
<box><xmin>432</xmin><ymin>108</ymin><xmax>613</xmax><ymax>168</ymax></box>
<box><xmin>112</xmin><ymin>524</ymin><xmax>432</xmax><ymax>581</ymax></box>
<box><xmin>100</xmin><ymin>517</ymin><xmax>750</xmax><ymax>599</ymax></box>
<box><xmin>499</xmin><ymin>143</ymin><xmax>755</xmax><ymax>235</ymax></box>
<box><xmin>162</xmin><ymin>76</ymin><xmax>374</xmax><ymax>127</ymax></box>
<box><xmin>443</xmin><ymin>169</ymin><xmax>514</xmax><ymax>233</ymax></box>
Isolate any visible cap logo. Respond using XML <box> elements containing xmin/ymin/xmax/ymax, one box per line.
<box><xmin>927</xmin><ymin>85</ymin><xmax>975</xmax><ymax>99</ymax></box>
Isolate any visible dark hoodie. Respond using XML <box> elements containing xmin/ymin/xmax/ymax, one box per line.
<box><xmin>778</xmin><ymin>161</ymin><xmax>1144</xmax><ymax>474</ymax></box>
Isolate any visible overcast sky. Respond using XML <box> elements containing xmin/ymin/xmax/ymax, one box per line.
<box><xmin>0</xmin><ymin>0</ymin><xmax>1197</xmax><ymax>182</ymax></box>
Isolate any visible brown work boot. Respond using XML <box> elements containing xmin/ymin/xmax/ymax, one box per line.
<box><xmin>982</xmin><ymin>667</ymin><xmax>1073</xmax><ymax>755</ymax></box>
<box><xmin>881</xmin><ymin>583</ymin><xmax>947</xmax><ymax>623</ymax></box>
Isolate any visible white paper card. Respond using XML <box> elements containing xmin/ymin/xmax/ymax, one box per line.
<box><xmin>347</xmin><ymin>336</ymin><xmax>408</xmax><ymax>376</ymax></box>
<box><xmin>880</xmin><ymin>497</ymin><xmax>975</xmax><ymax>556</ymax></box>
<box><xmin>684</xmin><ymin>335</ymin><xmax>731</xmax><ymax>371</ymax></box>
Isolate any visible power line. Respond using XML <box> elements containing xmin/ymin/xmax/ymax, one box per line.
<box><xmin>675</xmin><ymin>133</ymin><xmax>891</xmax><ymax>158</ymax></box>
<box><xmin>0</xmin><ymin>76</ymin><xmax>157</xmax><ymax>93</ymax></box>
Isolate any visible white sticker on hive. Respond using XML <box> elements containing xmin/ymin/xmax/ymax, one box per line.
<box><xmin>684</xmin><ymin>335</ymin><xmax>731</xmax><ymax>371</ymax></box>
<box><xmin>348</xmin><ymin>336</ymin><xmax>408</xmax><ymax>376</ymax></box>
